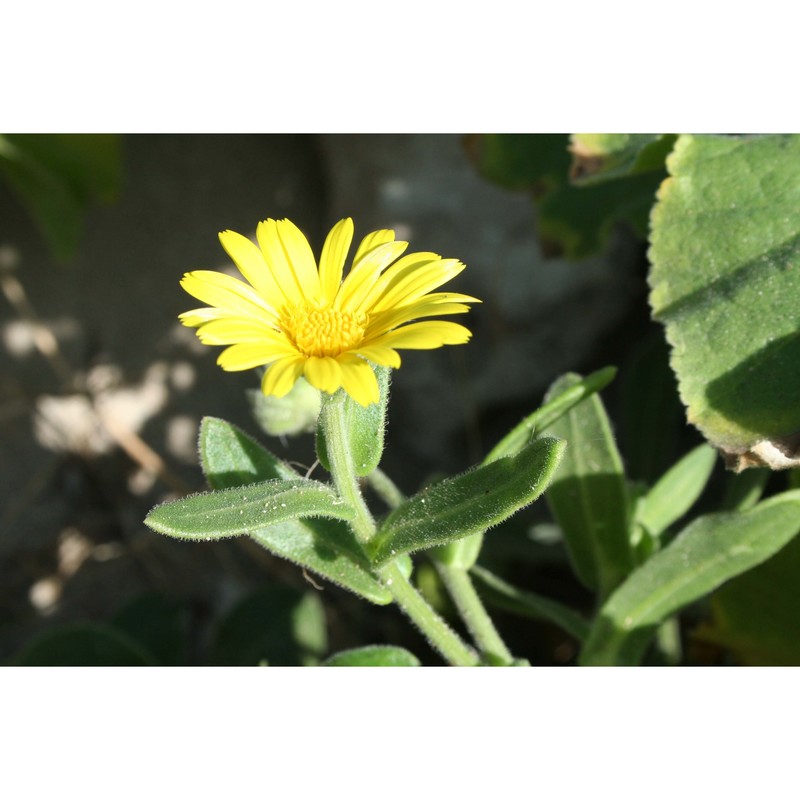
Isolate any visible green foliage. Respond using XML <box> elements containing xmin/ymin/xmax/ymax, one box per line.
<box><xmin>144</xmin><ymin>478</ymin><xmax>356</xmax><ymax>540</ymax></box>
<box><xmin>635</xmin><ymin>444</ymin><xmax>717</xmax><ymax>540</ymax></box>
<box><xmin>317</xmin><ymin>367</ymin><xmax>390</xmax><ymax>477</ymax></box>
<box><xmin>323</xmin><ymin>645</ymin><xmax>421</xmax><ymax>666</ymax></box>
<box><xmin>580</xmin><ymin>491</ymin><xmax>800</xmax><ymax>665</ymax></box>
<box><xmin>436</xmin><ymin>365</ymin><xmax>616</xmax><ymax>570</ymax></box>
<box><xmin>14</xmin><ymin>623</ymin><xmax>156</xmax><ymax>666</ymax></box>
<box><xmin>470</xmin><ymin>566</ymin><xmax>590</xmax><ymax>643</ymax></box>
<box><xmin>649</xmin><ymin>134</ymin><xmax>800</xmax><ymax>467</ymax></box>
<box><xmin>370</xmin><ymin>437</ymin><xmax>565</xmax><ymax>565</ymax></box>
<box><xmin>0</xmin><ymin>133</ymin><xmax>121</xmax><ymax>262</ymax></box>
<box><xmin>212</xmin><ymin>587</ymin><xmax>327</xmax><ymax>666</ymax></box>
<box><xmin>544</xmin><ymin>373</ymin><xmax>633</xmax><ymax>598</ymax></box>
<box><xmin>569</xmin><ymin>134</ymin><xmax>677</xmax><ymax>184</ymax></box>
<box><xmin>484</xmin><ymin>366</ymin><xmax>617</xmax><ymax>464</ymax></box>
<box><xmin>199</xmin><ymin>416</ymin><xmax>298</xmax><ymax>487</ymax></box>
<box><xmin>703</xmin><ymin>535</ymin><xmax>800</xmax><ymax>665</ymax></box>
<box><xmin>112</xmin><ymin>593</ymin><xmax>190</xmax><ymax>666</ymax></box>
<box><xmin>469</xmin><ymin>134</ymin><xmax>668</xmax><ymax>258</ymax></box>
<box><xmin>195</xmin><ymin>416</ymin><xmax>399</xmax><ymax>604</ymax></box>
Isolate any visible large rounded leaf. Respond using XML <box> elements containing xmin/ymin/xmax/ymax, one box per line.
<box><xmin>649</xmin><ymin>134</ymin><xmax>800</xmax><ymax>470</ymax></box>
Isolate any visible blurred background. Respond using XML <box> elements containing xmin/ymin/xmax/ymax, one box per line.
<box><xmin>0</xmin><ymin>134</ymin><xmax>679</xmax><ymax>665</ymax></box>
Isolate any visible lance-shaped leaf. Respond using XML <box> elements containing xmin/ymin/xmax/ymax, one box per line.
<box><xmin>580</xmin><ymin>490</ymin><xmax>800</xmax><ymax>666</ymax></box>
<box><xmin>164</xmin><ymin>417</ymin><xmax>396</xmax><ymax>605</ymax></box>
<box><xmin>199</xmin><ymin>416</ymin><xmax>298</xmax><ymax>487</ymax></box>
<box><xmin>485</xmin><ymin>366</ymin><xmax>617</xmax><ymax>463</ymax></box>
<box><xmin>145</xmin><ymin>479</ymin><xmax>355</xmax><ymax>540</ymax></box>
<box><xmin>435</xmin><ymin>366</ymin><xmax>616</xmax><ymax>569</ymax></box>
<box><xmin>544</xmin><ymin>373</ymin><xmax>633</xmax><ymax>598</ymax></box>
<box><xmin>635</xmin><ymin>444</ymin><xmax>718</xmax><ymax>539</ymax></box>
<box><xmin>317</xmin><ymin>366</ymin><xmax>390</xmax><ymax>477</ymax></box>
<box><xmin>702</xmin><ymin>534</ymin><xmax>800</xmax><ymax>665</ymax></box>
<box><xmin>649</xmin><ymin>134</ymin><xmax>800</xmax><ymax>470</ymax></box>
<box><xmin>370</xmin><ymin>437</ymin><xmax>565</xmax><ymax>565</ymax></box>
<box><xmin>323</xmin><ymin>645</ymin><xmax>421</xmax><ymax>667</ymax></box>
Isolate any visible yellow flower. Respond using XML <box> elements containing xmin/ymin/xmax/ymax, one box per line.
<box><xmin>179</xmin><ymin>218</ymin><xmax>480</xmax><ymax>406</ymax></box>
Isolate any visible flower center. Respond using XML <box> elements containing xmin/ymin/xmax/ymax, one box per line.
<box><xmin>288</xmin><ymin>305</ymin><xmax>366</xmax><ymax>358</ymax></box>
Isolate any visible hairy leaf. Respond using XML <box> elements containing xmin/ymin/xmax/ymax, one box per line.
<box><xmin>370</xmin><ymin>437</ymin><xmax>565</xmax><ymax>565</ymax></box>
<box><xmin>649</xmin><ymin>134</ymin><xmax>800</xmax><ymax>469</ymax></box>
<box><xmin>544</xmin><ymin>373</ymin><xmax>633</xmax><ymax>598</ymax></box>
<box><xmin>580</xmin><ymin>491</ymin><xmax>800</xmax><ymax>665</ymax></box>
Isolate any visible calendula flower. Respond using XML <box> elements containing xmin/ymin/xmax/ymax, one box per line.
<box><xmin>179</xmin><ymin>218</ymin><xmax>479</xmax><ymax>406</ymax></box>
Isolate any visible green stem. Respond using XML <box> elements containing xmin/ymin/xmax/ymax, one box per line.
<box><xmin>320</xmin><ymin>391</ymin><xmax>477</xmax><ymax>666</ymax></box>
<box><xmin>378</xmin><ymin>561</ymin><xmax>479</xmax><ymax>666</ymax></box>
<box><xmin>435</xmin><ymin>563</ymin><xmax>515</xmax><ymax>665</ymax></box>
<box><xmin>320</xmin><ymin>392</ymin><xmax>376</xmax><ymax>543</ymax></box>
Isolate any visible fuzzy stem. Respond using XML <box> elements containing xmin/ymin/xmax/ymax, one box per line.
<box><xmin>436</xmin><ymin>562</ymin><xmax>514</xmax><ymax>665</ymax></box>
<box><xmin>378</xmin><ymin>560</ymin><xmax>479</xmax><ymax>666</ymax></box>
<box><xmin>320</xmin><ymin>392</ymin><xmax>377</xmax><ymax>543</ymax></box>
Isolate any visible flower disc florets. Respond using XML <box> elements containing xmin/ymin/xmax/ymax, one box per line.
<box><xmin>179</xmin><ymin>217</ymin><xmax>480</xmax><ymax>406</ymax></box>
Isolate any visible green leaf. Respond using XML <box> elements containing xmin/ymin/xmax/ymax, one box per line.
<box><xmin>323</xmin><ymin>645</ymin><xmax>421</xmax><ymax>666</ymax></box>
<box><xmin>197</xmin><ymin>416</ymin><xmax>395</xmax><ymax>605</ymax></box>
<box><xmin>370</xmin><ymin>437</ymin><xmax>566</xmax><ymax>565</ymax></box>
<box><xmin>580</xmin><ymin>490</ymin><xmax>800</xmax><ymax>665</ymax></box>
<box><xmin>112</xmin><ymin>593</ymin><xmax>190</xmax><ymax>666</ymax></box>
<box><xmin>485</xmin><ymin>366</ymin><xmax>617</xmax><ymax>463</ymax></box>
<box><xmin>721</xmin><ymin>467</ymin><xmax>770</xmax><ymax>512</ymax></box>
<box><xmin>569</xmin><ymin>134</ymin><xmax>676</xmax><ymax>184</ymax></box>
<box><xmin>0</xmin><ymin>134</ymin><xmax>121</xmax><ymax>262</ymax></box>
<box><xmin>469</xmin><ymin>134</ymin><xmax>664</xmax><ymax>259</ymax></box>
<box><xmin>470</xmin><ymin>565</ymin><xmax>590</xmax><ymax>642</ymax></box>
<box><xmin>145</xmin><ymin>478</ymin><xmax>355</xmax><ymax>541</ymax></box>
<box><xmin>544</xmin><ymin>373</ymin><xmax>634</xmax><ymax>598</ymax></box>
<box><xmin>13</xmin><ymin>623</ymin><xmax>156</xmax><ymax>666</ymax></box>
<box><xmin>435</xmin><ymin>366</ymin><xmax>616</xmax><ymax>570</ymax></box>
<box><xmin>702</xmin><ymin>534</ymin><xmax>800</xmax><ymax>665</ymax></box>
<box><xmin>199</xmin><ymin>416</ymin><xmax>297</xmax><ymax>487</ymax></box>
<box><xmin>636</xmin><ymin>444</ymin><xmax>718</xmax><ymax>539</ymax></box>
<box><xmin>212</xmin><ymin>587</ymin><xmax>327</xmax><ymax>666</ymax></box>
<box><xmin>317</xmin><ymin>367</ymin><xmax>390</xmax><ymax>477</ymax></box>
<box><xmin>649</xmin><ymin>134</ymin><xmax>800</xmax><ymax>470</ymax></box>
<box><xmin>466</xmin><ymin>133</ymin><xmax>570</xmax><ymax>192</ymax></box>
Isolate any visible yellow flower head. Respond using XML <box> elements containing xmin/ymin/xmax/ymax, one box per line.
<box><xmin>179</xmin><ymin>218</ymin><xmax>480</xmax><ymax>406</ymax></box>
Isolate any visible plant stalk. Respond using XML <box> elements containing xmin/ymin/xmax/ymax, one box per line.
<box><xmin>436</xmin><ymin>562</ymin><xmax>514</xmax><ymax>665</ymax></box>
<box><xmin>378</xmin><ymin>560</ymin><xmax>479</xmax><ymax>666</ymax></box>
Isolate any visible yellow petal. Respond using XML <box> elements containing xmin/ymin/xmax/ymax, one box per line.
<box><xmin>217</xmin><ymin>343</ymin><xmax>292</xmax><ymax>371</ymax></box>
<box><xmin>256</xmin><ymin>219</ymin><xmax>306</xmax><ymax>306</ymax></box>
<box><xmin>218</xmin><ymin>230</ymin><xmax>285</xmax><ymax>306</ymax></box>
<box><xmin>335</xmin><ymin>240</ymin><xmax>409</xmax><ymax>311</ymax></box>
<box><xmin>367</xmin><ymin>320</ymin><xmax>472</xmax><ymax>350</ymax></box>
<box><xmin>338</xmin><ymin>355</ymin><xmax>380</xmax><ymax>406</ymax></box>
<box><xmin>367</xmin><ymin>300</ymin><xmax>473</xmax><ymax>338</ymax></box>
<box><xmin>355</xmin><ymin>252</ymin><xmax>441</xmax><ymax>313</ymax></box>
<box><xmin>303</xmin><ymin>356</ymin><xmax>343</xmax><ymax>394</ymax></box>
<box><xmin>353</xmin><ymin>228</ymin><xmax>395</xmax><ymax>264</ymax></box>
<box><xmin>350</xmin><ymin>345</ymin><xmax>402</xmax><ymax>369</ymax></box>
<box><xmin>196</xmin><ymin>318</ymin><xmax>292</xmax><ymax>347</ymax></box>
<box><xmin>318</xmin><ymin>218</ymin><xmax>354</xmax><ymax>304</ymax></box>
<box><xmin>371</xmin><ymin>259</ymin><xmax>466</xmax><ymax>313</ymax></box>
<box><xmin>275</xmin><ymin>219</ymin><xmax>322</xmax><ymax>301</ymax></box>
<box><xmin>261</xmin><ymin>356</ymin><xmax>307</xmax><ymax>397</ymax></box>
<box><xmin>180</xmin><ymin>271</ymin><xmax>278</xmax><ymax>322</ymax></box>
<box><xmin>179</xmin><ymin>307</ymin><xmax>229</xmax><ymax>327</ymax></box>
